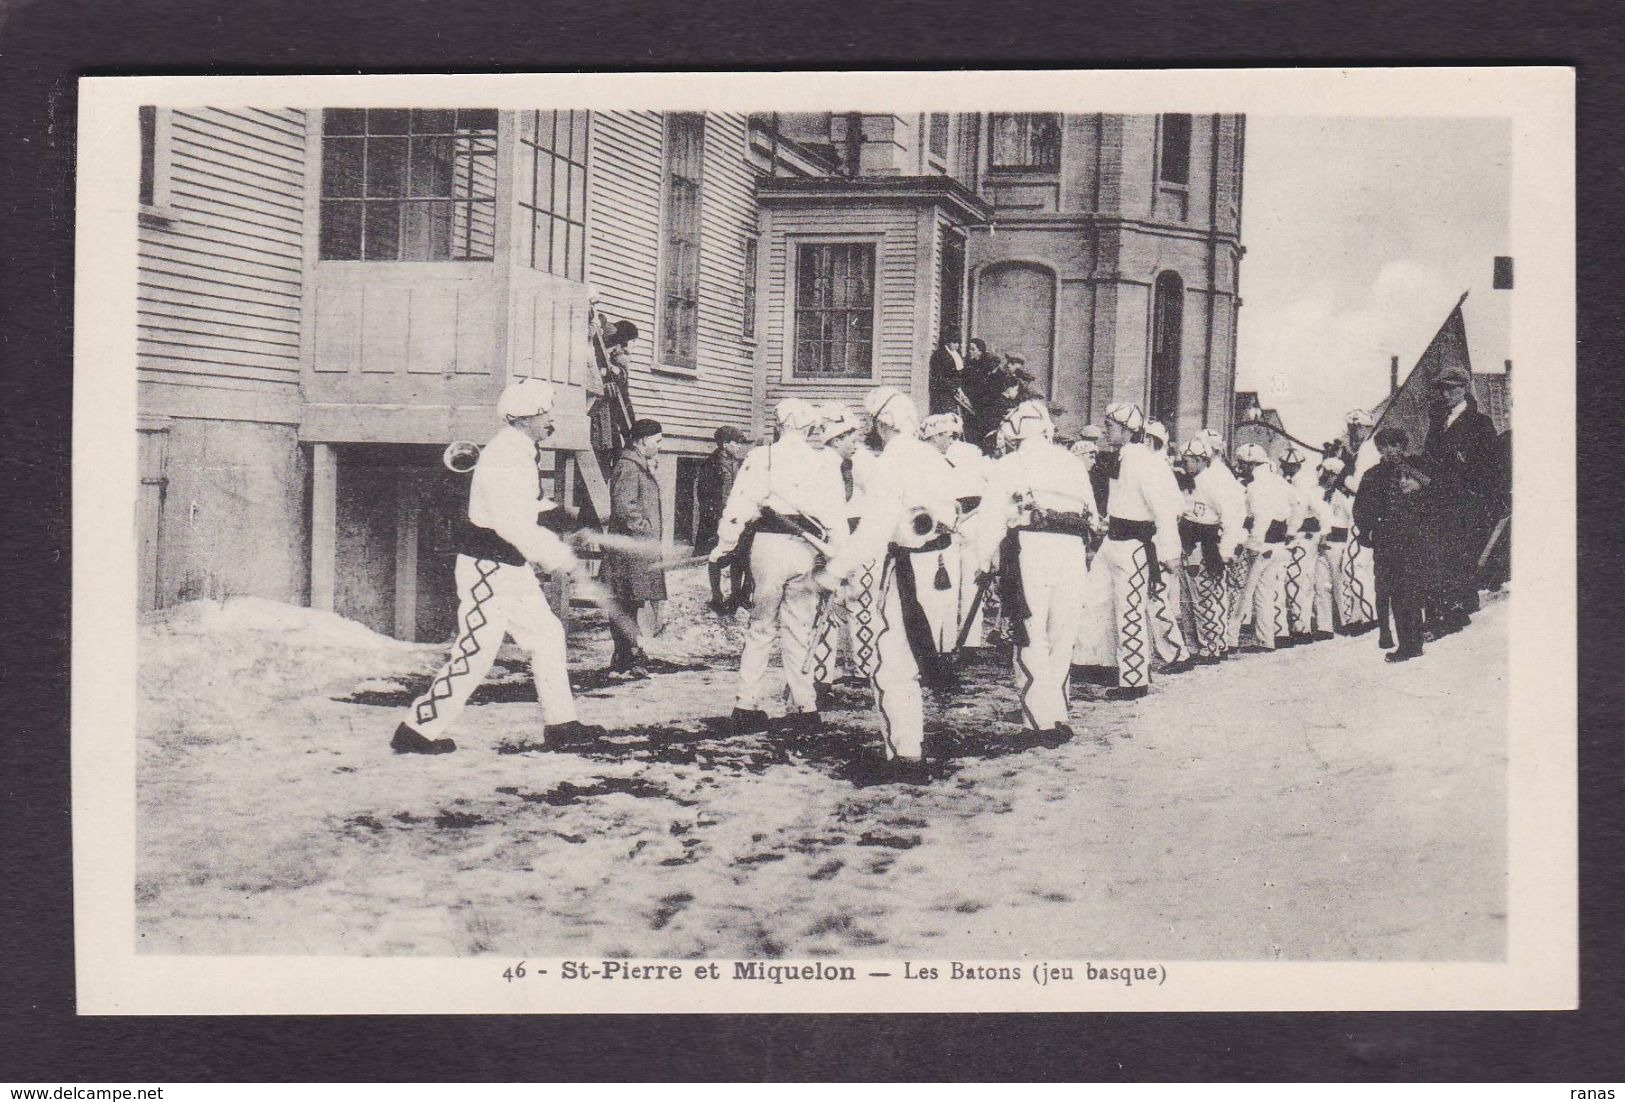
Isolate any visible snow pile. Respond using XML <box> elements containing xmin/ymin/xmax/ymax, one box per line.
<box><xmin>140</xmin><ymin>598</ymin><xmax>435</xmax><ymax>748</ymax></box>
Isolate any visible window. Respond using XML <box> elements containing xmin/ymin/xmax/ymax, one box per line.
<box><xmin>1150</xmin><ymin>270</ymin><xmax>1185</xmax><ymax>425</ymax></box>
<box><xmin>319</xmin><ymin>108</ymin><xmax>498</xmax><ymax>261</ymax></box>
<box><xmin>741</xmin><ymin>236</ymin><xmax>759</xmax><ymax>340</ymax></box>
<box><xmin>793</xmin><ymin>242</ymin><xmax>875</xmax><ymax>379</ymax></box>
<box><xmin>659</xmin><ymin>112</ymin><xmax>706</xmax><ymax>369</ymax></box>
<box><xmin>1160</xmin><ymin>113</ymin><xmax>1192</xmax><ymax>186</ymax></box>
<box><xmin>518</xmin><ymin>110</ymin><xmax>589</xmax><ymax>279</ymax></box>
<box><xmin>928</xmin><ymin>113</ymin><xmax>950</xmax><ymax>161</ymax></box>
<box><xmin>988</xmin><ymin>113</ymin><xmax>1061</xmax><ymax>170</ymax></box>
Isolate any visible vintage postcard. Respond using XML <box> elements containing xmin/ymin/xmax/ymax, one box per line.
<box><xmin>71</xmin><ymin>68</ymin><xmax>1575</xmax><ymax>1014</ymax></box>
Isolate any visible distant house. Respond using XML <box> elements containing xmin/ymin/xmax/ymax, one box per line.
<box><xmin>136</xmin><ymin>107</ymin><xmax>1247</xmax><ymax>639</ymax></box>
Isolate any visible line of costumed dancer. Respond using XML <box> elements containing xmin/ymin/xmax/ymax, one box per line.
<box><xmin>391</xmin><ymin>378</ymin><xmax>1379</xmax><ymax>786</ymax></box>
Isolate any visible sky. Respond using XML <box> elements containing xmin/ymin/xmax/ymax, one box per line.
<box><xmin>1235</xmin><ymin>116</ymin><xmax>1512</xmax><ymax>446</ymax></box>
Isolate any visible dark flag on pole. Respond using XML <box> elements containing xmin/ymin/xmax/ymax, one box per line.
<box><xmin>1374</xmin><ymin>292</ymin><xmax>1473</xmax><ymax>456</ymax></box>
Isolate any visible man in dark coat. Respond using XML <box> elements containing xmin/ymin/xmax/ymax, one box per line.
<box><xmin>1418</xmin><ymin>362</ymin><xmax>1500</xmax><ymax>633</ymax></box>
<box><xmin>928</xmin><ymin>328</ymin><xmax>974</xmax><ymax>419</ymax></box>
<box><xmin>694</xmin><ymin>425</ymin><xmax>751</xmax><ymax>608</ymax></box>
<box><xmin>1353</xmin><ymin>428</ymin><xmax>1433</xmax><ymax>662</ymax></box>
<box><xmin>601</xmin><ymin>417</ymin><xmax>666</xmax><ymax>673</ymax></box>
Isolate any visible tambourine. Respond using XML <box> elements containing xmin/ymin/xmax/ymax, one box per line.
<box><xmin>442</xmin><ymin>440</ymin><xmax>481</xmax><ymax>473</ymax></box>
<box><xmin>892</xmin><ymin>504</ymin><xmax>950</xmax><ymax>549</ymax></box>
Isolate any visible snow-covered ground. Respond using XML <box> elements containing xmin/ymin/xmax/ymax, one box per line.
<box><xmin>136</xmin><ymin>568</ymin><xmax>1508</xmax><ymax>961</ymax></box>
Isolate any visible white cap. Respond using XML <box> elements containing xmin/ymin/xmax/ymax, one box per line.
<box><xmin>1069</xmin><ymin>439</ymin><xmax>1100</xmax><ymax>458</ymax></box>
<box><xmin>1180</xmin><ymin>437</ymin><xmax>1213</xmax><ymax>459</ymax></box>
<box><xmin>1280</xmin><ymin>446</ymin><xmax>1307</xmax><ymax>466</ymax></box>
<box><xmin>919</xmin><ymin>412</ymin><xmax>963</xmax><ymax>439</ymax></box>
<box><xmin>1234</xmin><ymin>443</ymin><xmax>1271</xmax><ymax>466</ymax></box>
<box><xmin>818</xmin><ymin>403</ymin><xmax>862</xmax><ymax>440</ymax></box>
<box><xmin>775</xmin><ymin>398</ymin><xmax>820</xmax><ymax>433</ymax></box>
<box><xmin>497</xmin><ymin>378</ymin><xmax>556</xmax><ymax>420</ymax></box>
<box><xmin>1145</xmin><ymin>419</ymin><xmax>1169</xmax><ymax>446</ymax></box>
<box><xmin>1104</xmin><ymin>402</ymin><xmax>1145</xmax><ymax>434</ymax></box>
<box><xmin>999</xmin><ymin>400</ymin><xmax>1054</xmax><ymax>444</ymax></box>
<box><xmin>1345</xmin><ymin>408</ymin><xmax>1374</xmax><ymax>428</ymax></box>
<box><xmin>1318</xmin><ymin>456</ymin><xmax>1346</xmax><ymax>475</ymax></box>
<box><xmin>864</xmin><ymin>387</ymin><xmax>919</xmax><ymax>433</ymax></box>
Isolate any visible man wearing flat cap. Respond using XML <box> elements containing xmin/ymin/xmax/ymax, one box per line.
<box><xmin>392</xmin><ymin>378</ymin><xmax>603</xmax><ymax>755</ymax></box>
<box><xmin>695</xmin><ymin>425</ymin><xmax>752</xmax><ymax>609</ymax></box>
<box><xmin>602</xmin><ymin>417</ymin><xmax>667</xmax><ymax>673</ymax></box>
<box><xmin>1418</xmin><ymin>362</ymin><xmax>1499</xmax><ymax>634</ymax></box>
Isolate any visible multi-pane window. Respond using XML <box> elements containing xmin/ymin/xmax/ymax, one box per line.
<box><xmin>659</xmin><ymin>112</ymin><xmax>705</xmax><ymax>369</ymax></box>
<box><xmin>794</xmin><ymin>242</ymin><xmax>875</xmax><ymax>378</ymax></box>
<box><xmin>928</xmin><ymin>113</ymin><xmax>950</xmax><ymax>161</ymax></box>
<box><xmin>1160</xmin><ymin>113</ymin><xmax>1193</xmax><ymax>185</ymax></box>
<box><xmin>989</xmin><ymin>113</ymin><xmax>1061</xmax><ymax>170</ymax></box>
<box><xmin>741</xmin><ymin>236</ymin><xmax>759</xmax><ymax>340</ymax></box>
<box><xmin>518</xmin><ymin>110</ymin><xmax>589</xmax><ymax>279</ymax></box>
<box><xmin>319</xmin><ymin>108</ymin><xmax>498</xmax><ymax>261</ymax></box>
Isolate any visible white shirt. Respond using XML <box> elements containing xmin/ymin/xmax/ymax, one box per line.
<box><xmin>827</xmin><ymin>434</ymin><xmax>957</xmax><ymax>581</ymax></box>
<box><xmin>1188</xmin><ymin>463</ymin><xmax>1245</xmax><ymax>557</ymax></box>
<box><xmin>714</xmin><ymin>431</ymin><xmax>847</xmax><ymax>558</ymax></box>
<box><xmin>968</xmin><ymin>438</ymin><xmax>1096</xmax><ymax>568</ymax></box>
<box><xmin>942</xmin><ymin>439</ymin><xmax>992</xmax><ymax>502</ymax></box>
<box><xmin>468</xmin><ymin>425</ymin><xmax>575</xmax><ymax>572</ymax></box>
<box><xmin>1241</xmin><ymin>467</ymin><xmax>1294</xmax><ymax>553</ymax></box>
<box><xmin>1107</xmin><ymin>441</ymin><xmax>1185</xmax><ymax>565</ymax></box>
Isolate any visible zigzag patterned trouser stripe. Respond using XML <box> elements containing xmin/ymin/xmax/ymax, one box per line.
<box><xmin>414</xmin><ymin>558</ymin><xmax>501</xmax><ymax>728</ymax></box>
<box><xmin>1192</xmin><ymin>568</ymin><xmax>1230</xmax><ymax>658</ymax></box>
<box><xmin>1283</xmin><ymin>543</ymin><xmax>1307</xmax><ymax>633</ymax></box>
<box><xmin>1102</xmin><ymin>538</ymin><xmax>1151</xmax><ymax>689</ymax></box>
<box><xmin>1344</xmin><ymin>530</ymin><xmax>1376</xmax><ymax>624</ymax></box>
<box><xmin>1224</xmin><ymin>554</ymin><xmax>1250</xmax><ymax>649</ymax></box>
<box><xmin>1150</xmin><ymin>578</ymin><xmax>1190</xmax><ymax>665</ymax></box>
<box><xmin>848</xmin><ymin>559</ymin><xmax>879</xmax><ymax>678</ymax></box>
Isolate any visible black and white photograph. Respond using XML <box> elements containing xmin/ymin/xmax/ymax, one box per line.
<box><xmin>70</xmin><ymin>69</ymin><xmax>1575</xmax><ymax>1015</ymax></box>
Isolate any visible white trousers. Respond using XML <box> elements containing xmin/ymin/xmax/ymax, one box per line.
<box><xmin>1231</xmin><ymin>546</ymin><xmax>1287</xmax><ymax>649</ymax></box>
<box><xmin>1149</xmin><ymin>572</ymin><xmax>1190</xmax><ymax>665</ymax></box>
<box><xmin>1095</xmin><ymin>537</ymin><xmax>1156</xmax><ymax>689</ymax></box>
<box><xmin>813</xmin><ymin>556</ymin><xmax>879</xmax><ymax>684</ymax></box>
<box><xmin>1284</xmin><ymin>537</ymin><xmax>1315</xmax><ymax>634</ymax></box>
<box><xmin>1342</xmin><ymin>531</ymin><xmax>1378</xmax><ymax>626</ymax></box>
<box><xmin>1312</xmin><ymin>541</ymin><xmax>1335</xmax><ymax>633</ymax></box>
<box><xmin>871</xmin><ymin>555</ymin><xmax>925</xmax><ymax>760</ymax></box>
<box><xmin>910</xmin><ymin>543</ymin><xmax>963</xmax><ymax>653</ymax></box>
<box><xmin>1222</xmin><ymin>554</ymin><xmax>1251</xmax><ymax>650</ymax></box>
<box><xmin>738</xmin><ymin>534</ymin><xmax>820</xmax><ymax>714</ymax></box>
<box><xmin>1011</xmin><ymin>532</ymin><xmax>1089</xmax><ymax>730</ymax></box>
<box><xmin>1189</xmin><ymin>563</ymin><xmax>1231</xmax><ymax>658</ymax></box>
<box><xmin>407</xmin><ymin>555</ymin><xmax>577</xmax><ymax>739</ymax></box>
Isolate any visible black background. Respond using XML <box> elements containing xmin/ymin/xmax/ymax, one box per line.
<box><xmin>2</xmin><ymin>0</ymin><xmax>1621</xmax><ymax>1082</ymax></box>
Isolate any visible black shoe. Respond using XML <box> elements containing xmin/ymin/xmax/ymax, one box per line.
<box><xmin>1335</xmin><ymin>625</ymin><xmax>1357</xmax><ymax>637</ymax></box>
<box><xmin>1311</xmin><ymin>631</ymin><xmax>1334</xmax><ymax>642</ymax></box>
<box><xmin>730</xmin><ymin>708</ymin><xmax>771</xmax><ymax>736</ymax></box>
<box><xmin>1378</xmin><ymin>634</ymin><xmax>1396</xmax><ymax>650</ymax></box>
<box><xmin>1042</xmin><ymin>723</ymin><xmax>1076</xmax><ymax>748</ymax></box>
<box><xmin>815</xmin><ymin>683</ymin><xmax>835</xmax><ymax>710</ymax></box>
<box><xmin>1105</xmin><ymin>686</ymin><xmax>1149</xmax><ymax>702</ymax></box>
<box><xmin>1193</xmin><ymin>654</ymin><xmax>1223</xmax><ymax>666</ymax></box>
<box><xmin>1385</xmin><ymin>648</ymin><xmax>1423</xmax><ymax>663</ymax></box>
<box><xmin>1070</xmin><ymin>663</ymin><xmax>1118</xmax><ymax>687</ymax></box>
<box><xmin>773</xmin><ymin>710</ymin><xmax>822</xmax><ymax>736</ymax></box>
<box><xmin>546</xmin><ymin>720</ymin><xmax>607</xmax><ymax>749</ymax></box>
<box><xmin>1161</xmin><ymin>658</ymin><xmax>1195</xmax><ymax>675</ymax></box>
<box><xmin>391</xmin><ymin>723</ymin><xmax>455</xmax><ymax>755</ymax></box>
<box><xmin>835</xmin><ymin>675</ymin><xmax>870</xmax><ymax>689</ymax></box>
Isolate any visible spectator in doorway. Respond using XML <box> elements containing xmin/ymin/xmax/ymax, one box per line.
<box><xmin>929</xmin><ymin>327</ymin><xmax>974</xmax><ymax>418</ymax></box>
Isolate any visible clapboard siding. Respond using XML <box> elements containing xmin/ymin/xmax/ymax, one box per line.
<box><xmin>139</xmin><ymin>107</ymin><xmax>309</xmax><ymax>399</ymax></box>
<box><xmin>587</xmin><ymin>111</ymin><xmax>759</xmax><ymax>449</ymax></box>
<box><xmin>763</xmin><ymin>202</ymin><xmax>923</xmax><ymax>409</ymax></box>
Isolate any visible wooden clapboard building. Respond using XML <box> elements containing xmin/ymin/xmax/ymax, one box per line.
<box><xmin>136</xmin><ymin>107</ymin><xmax>1244</xmax><ymax>640</ymax></box>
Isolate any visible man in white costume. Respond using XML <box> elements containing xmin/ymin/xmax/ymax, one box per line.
<box><xmin>817</xmin><ymin>388</ymin><xmax>958</xmax><ymax>783</ymax></box>
<box><xmin>1228</xmin><ymin>443</ymin><xmax>1294</xmax><ymax>651</ymax></box>
<box><xmin>1141</xmin><ymin>420</ymin><xmax>1193</xmax><ymax>672</ymax></box>
<box><xmin>393</xmin><ymin>378</ymin><xmax>604</xmax><ymax>755</ymax></box>
<box><xmin>1195</xmin><ymin>428</ymin><xmax>1251</xmax><ymax>651</ymax></box>
<box><xmin>967</xmin><ymin>400</ymin><xmax>1095</xmax><ymax>741</ymax></box>
<box><xmin>1337</xmin><ymin>409</ymin><xmax>1380</xmax><ymax>633</ymax></box>
<box><xmin>810</xmin><ymin>403</ymin><xmax>879</xmax><ymax>696</ymax></box>
<box><xmin>1178</xmin><ymin>436</ymin><xmax>1245</xmax><ymax>663</ymax></box>
<box><xmin>1278</xmin><ymin>446</ymin><xmax>1328</xmax><ymax>645</ymax></box>
<box><xmin>710</xmin><ymin>398</ymin><xmax>847</xmax><ymax>736</ymax></box>
<box><xmin>920</xmin><ymin>411</ymin><xmax>992</xmax><ymax>653</ymax></box>
<box><xmin>1315</xmin><ymin>455</ymin><xmax>1353</xmax><ymax>637</ymax></box>
<box><xmin>1079</xmin><ymin>403</ymin><xmax>1186</xmax><ymax>700</ymax></box>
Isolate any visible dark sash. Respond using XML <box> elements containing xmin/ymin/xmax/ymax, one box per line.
<box><xmin>1179</xmin><ymin>517</ymin><xmax>1223</xmax><ymax>575</ymax></box>
<box><xmin>890</xmin><ymin>546</ymin><xmax>953</xmax><ymax>686</ymax></box>
<box><xmin>997</xmin><ymin>529</ymin><xmax>1032</xmax><ymax>648</ymax></box>
<box><xmin>1109</xmin><ymin>516</ymin><xmax>1161</xmax><ymax>587</ymax></box>
<box><xmin>1327</xmin><ymin>526</ymin><xmax>1350</xmax><ymax>543</ymax></box>
<box><xmin>1265</xmin><ymin>519</ymin><xmax>1289</xmax><ymax>544</ymax></box>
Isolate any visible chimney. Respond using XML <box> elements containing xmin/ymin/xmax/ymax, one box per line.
<box><xmin>1390</xmin><ymin>355</ymin><xmax>1399</xmax><ymax>396</ymax></box>
<box><xmin>1505</xmin><ymin>358</ymin><xmax>1512</xmax><ymax>380</ymax></box>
